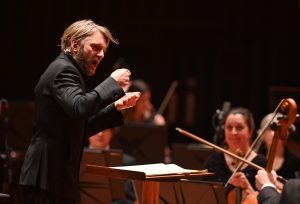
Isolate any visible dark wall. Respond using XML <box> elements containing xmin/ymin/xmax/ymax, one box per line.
<box><xmin>1</xmin><ymin>0</ymin><xmax>300</xmax><ymax>142</ymax></box>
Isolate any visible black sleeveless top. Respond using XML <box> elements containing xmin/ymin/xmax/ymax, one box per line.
<box><xmin>203</xmin><ymin>151</ymin><xmax>267</xmax><ymax>191</ymax></box>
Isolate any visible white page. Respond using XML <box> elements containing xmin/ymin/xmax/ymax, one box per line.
<box><xmin>111</xmin><ymin>163</ymin><xmax>201</xmax><ymax>176</ymax></box>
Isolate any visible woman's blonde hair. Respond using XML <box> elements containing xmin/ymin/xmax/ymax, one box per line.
<box><xmin>60</xmin><ymin>19</ymin><xmax>118</xmax><ymax>54</ymax></box>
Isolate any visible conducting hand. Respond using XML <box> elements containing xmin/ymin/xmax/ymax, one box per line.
<box><xmin>110</xmin><ymin>68</ymin><xmax>131</xmax><ymax>90</ymax></box>
<box><xmin>114</xmin><ymin>92</ymin><xmax>141</xmax><ymax>111</ymax></box>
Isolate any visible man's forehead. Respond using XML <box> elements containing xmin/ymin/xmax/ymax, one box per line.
<box><xmin>81</xmin><ymin>31</ymin><xmax>106</xmax><ymax>44</ymax></box>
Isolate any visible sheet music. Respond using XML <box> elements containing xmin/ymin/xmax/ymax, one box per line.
<box><xmin>111</xmin><ymin>163</ymin><xmax>205</xmax><ymax>176</ymax></box>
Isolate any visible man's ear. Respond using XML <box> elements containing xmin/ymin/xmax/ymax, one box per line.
<box><xmin>71</xmin><ymin>39</ymin><xmax>79</xmax><ymax>54</ymax></box>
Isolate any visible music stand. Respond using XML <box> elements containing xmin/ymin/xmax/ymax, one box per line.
<box><xmin>172</xmin><ymin>143</ymin><xmax>214</xmax><ymax>169</ymax></box>
<box><xmin>79</xmin><ymin>148</ymin><xmax>125</xmax><ymax>204</ymax></box>
<box><xmin>159</xmin><ymin>179</ymin><xmax>227</xmax><ymax>204</ymax></box>
<box><xmin>85</xmin><ymin>163</ymin><xmax>212</xmax><ymax>204</ymax></box>
<box><xmin>111</xmin><ymin>123</ymin><xmax>168</xmax><ymax>164</ymax></box>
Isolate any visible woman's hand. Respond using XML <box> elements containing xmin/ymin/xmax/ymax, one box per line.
<box><xmin>230</xmin><ymin>172</ymin><xmax>254</xmax><ymax>192</ymax></box>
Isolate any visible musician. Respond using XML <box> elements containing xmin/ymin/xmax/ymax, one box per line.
<box><xmin>122</xmin><ymin>79</ymin><xmax>166</xmax><ymax>126</ymax></box>
<box><xmin>88</xmin><ymin>128</ymin><xmax>137</xmax><ymax>166</ymax></box>
<box><xmin>258</xmin><ymin>113</ymin><xmax>300</xmax><ymax>180</ymax></box>
<box><xmin>121</xmin><ymin>79</ymin><xmax>172</xmax><ymax>163</ymax></box>
<box><xmin>203</xmin><ymin>107</ymin><xmax>267</xmax><ymax>200</ymax></box>
<box><xmin>256</xmin><ymin>169</ymin><xmax>300</xmax><ymax>204</ymax></box>
<box><xmin>19</xmin><ymin>19</ymin><xmax>140</xmax><ymax>204</ymax></box>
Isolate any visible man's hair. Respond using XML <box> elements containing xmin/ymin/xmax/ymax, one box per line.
<box><xmin>60</xmin><ymin>19</ymin><xmax>118</xmax><ymax>54</ymax></box>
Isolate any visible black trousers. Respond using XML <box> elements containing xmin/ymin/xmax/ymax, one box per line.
<box><xmin>22</xmin><ymin>186</ymin><xmax>78</xmax><ymax>204</ymax></box>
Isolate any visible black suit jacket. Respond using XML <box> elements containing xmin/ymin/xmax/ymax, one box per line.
<box><xmin>258</xmin><ymin>179</ymin><xmax>300</xmax><ymax>204</ymax></box>
<box><xmin>20</xmin><ymin>53</ymin><xmax>125</xmax><ymax>200</ymax></box>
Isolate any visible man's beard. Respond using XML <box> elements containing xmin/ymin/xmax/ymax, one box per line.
<box><xmin>74</xmin><ymin>47</ymin><xmax>93</xmax><ymax>76</ymax></box>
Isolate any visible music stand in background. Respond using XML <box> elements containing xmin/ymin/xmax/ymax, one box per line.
<box><xmin>111</xmin><ymin>123</ymin><xmax>168</xmax><ymax>164</ymax></box>
<box><xmin>79</xmin><ymin>148</ymin><xmax>125</xmax><ymax>204</ymax></box>
<box><xmin>159</xmin><ymin>180</ymin><xmax>227</xmax><ymax>204</ymax></box>
<box><xmin>171</xmin><ymin>143</ymin><xmax>214</xmax><ymax>169</ymax></box>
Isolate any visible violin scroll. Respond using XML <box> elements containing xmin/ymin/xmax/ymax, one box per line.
<box><xmin>273</xmin><ymin>98</ymin><xmax>298</xmax><ymax>140</ymax></box>
<box><xmin>279</xmin><ymin>98</ymin><xmax>298</xmax><ymax>122</ymax></box>
<box><xmin>266</xmin><ymin>98</ymin><xmax>298</xmax><ymax>172</ymax></box>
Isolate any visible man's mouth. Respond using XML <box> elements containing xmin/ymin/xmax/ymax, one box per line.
<box><xmin>92</xmin><ymin>60</ymin><xmax>99</xmax><ymax>67</ymax></box>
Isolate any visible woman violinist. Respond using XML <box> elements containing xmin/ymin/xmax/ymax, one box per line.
<box><xmin>203</xmin><ymin>107</ymin><xmax>267</xmax><ymax>203</ymax></box>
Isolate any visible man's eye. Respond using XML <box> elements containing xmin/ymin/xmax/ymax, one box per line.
<box><xmin>91</xmin><ymin>44</ymin><xmax>101</xmax><ymax>51</ymax></box>
<box><xmin>93</xmin><ymin>45</ymin><xmax>100</xmax><ymax>50</ymax></box>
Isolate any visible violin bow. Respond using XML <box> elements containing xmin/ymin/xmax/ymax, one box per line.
<box><xmin>176</xmin><ymin>98</ymin><xmax>297</xmax><ymax>186</ymax></box>
<box><xmin>175</xmin><ymin>127</ymin><xmax>290</xmax><ymax>184</ymax></box>
<box><xmin>175</xmin><ymin>127</ymin><xmax>264</xmax><ymax>170</ymax></box>
<box><xmin>157</xmin><ymin>80</ymin><xmax>178</xmax><ymax>115</ymax></box>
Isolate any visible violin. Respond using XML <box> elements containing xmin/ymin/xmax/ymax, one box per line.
<box><xmin>226</xmin><ymin>149</ymin><xmax>249</xmax><ymax>204</ymax></box>
<box><xmin>176</xmin><ymin>98</ymin><xmax>298</xmax><ymax>204</ymax></box>
<box><xmin>228</xmin><ymin>98</ymin><xmax>297</xmax><ymax>204</ymax></box>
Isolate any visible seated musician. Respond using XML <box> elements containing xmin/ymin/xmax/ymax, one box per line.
<box><xmin>258</xmin><ymin>113</ymin><xmax>300</xmax><ymax>180</ymax></box>
<box><xmin>88</xmin><ymin>128</ymin><xmax>137</xmax><ymax>166</ymax></box>
<box><xmin>203</xmin><ymin>107</ymin><xmax>267</xmax><ymax>202</ymax></box>
<box><xmin>122</xmin><ymin>79</ymin><xmax>172</xmax><ymax>163</ymax></box>
<box><xmin>122</xmin><ymin>79</ymin><xmax>166</xmax><ymax>126</ymax></box>
<box><xmin>89</xmin><ymin>79</ymin><xmax>168</xmax><ymax>162</ymax></box>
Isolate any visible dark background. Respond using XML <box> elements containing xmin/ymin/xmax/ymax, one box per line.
<box><xmin>1</xmin><ymin>1</ymin><xmax>300</xmax><ymax>203</ymax></box>
<box><xmin>1</xmin><ymin>0</ymin><xmax>300</xmax><ymax>144</ymax></box>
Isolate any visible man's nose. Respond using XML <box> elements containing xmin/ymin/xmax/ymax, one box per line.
<box><xmin>97</xmin><ymin>50</ymin><xmax>105</xmax><ymax>58</ymax></box>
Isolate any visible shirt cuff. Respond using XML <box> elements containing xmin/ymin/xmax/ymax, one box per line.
<box><xmin>261</xmin><ymin>183</ymin><xmax>276</xmax><ymax>190</ymax></box>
